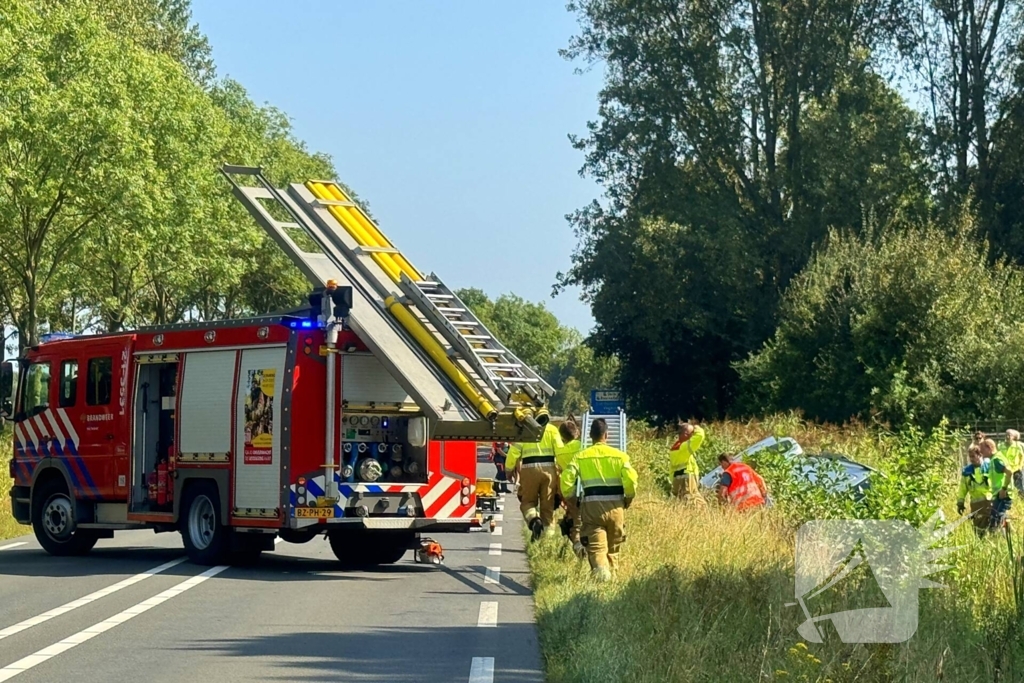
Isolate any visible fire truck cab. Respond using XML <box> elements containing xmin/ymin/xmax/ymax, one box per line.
<box><xmin>1</xmin><ymin>166</ymin><xmax>555</xmax><ymax>566</ymax></box>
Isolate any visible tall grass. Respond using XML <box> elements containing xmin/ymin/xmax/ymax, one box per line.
<box><xmin>0</xmin><ymin>431</ymin><xmax>21</xmax><ymax>540</ymax></box>
<box><xmin>529</xmin><ymin>415</ymin><xmax>1024</xmax><ymax>682</ymax></box>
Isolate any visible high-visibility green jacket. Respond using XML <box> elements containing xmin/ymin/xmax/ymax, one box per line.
<box><xmin>555</xmin><ymin>438</ymin><xmax>582</xmax><ymax>471</ymax></box>
<box><xmin>507</xmin><ymin>424</ymin><xmax>563</xmax><ymax>470</ymax></box>
<box><xmin>957</xmin><ymin>462</ymin><xmax>991</xmax><ymax>503</ymax></box>
<box><xmin>669</xmin><ymin>426</ymin><xmax>704</xmax><ymax>476</ymax></box>
<box><xmin>1000</xmin><ymin>442</ymin><xmax>1024</xmax><ymax>472</ymax></box>
<box><xmin>560</xmin><ymin>442</ymin><xmax>638</xmax><ymax>503</ymax></box>
<box><xmin>990</xmin><ymin>453</ymin><xmax>1015</xmax><ymax>499</ymax></box>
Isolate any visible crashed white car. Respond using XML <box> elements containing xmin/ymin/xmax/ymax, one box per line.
<box><xmin>699</xmin><ymin>436</ymin><xmax>877</xmax><ymax>499</ymax></box>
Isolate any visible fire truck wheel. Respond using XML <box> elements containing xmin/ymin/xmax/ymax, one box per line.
<box><xmin>180</xmin><ymin>482</ymin><xmax>228</xmax><ymax>565</ymax></box>
<box><xmin>32</xmin><ymin>478</ymin><xmax>98</xmax><ymax>556</ymax></box>
<box><xmin>371</xmin><ymin>537</ymin><xmax>410</xmax><ymax>565</ymax></box>
<box><xmin>327</xmin><ymin>530</ymin><xmax>367</xmax><ymax>568</ymax></box>
<box><xmin>327</xmin><ymin>530</ymin><xmax>411</xmax><ymax>567</ymax></box>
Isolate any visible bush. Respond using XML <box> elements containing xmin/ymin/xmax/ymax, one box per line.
<box><xmin>737</xmin><ymin>208</ymin><xmax>1024</xmax><ymax>427</ymax></box>
<box><xmin>746</xmin><ymin>421</ymin><xmax>959</xmax><ymax>526</ymax></box>
<box><xmin>531</xmin><ymin>420</ymin><xmax>1024</xmax><ymax>683</ymax></box>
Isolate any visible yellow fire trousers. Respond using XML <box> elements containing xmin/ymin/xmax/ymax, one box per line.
<box><xmin>672</xmin><ymin>472</ymin><xmax>700</xmax><ymax>500</ymax></box>
<box><xmin>580</xmin><ymin>500</ymin><xmax>626</xmax><ymax>570</ymax></box>
<box><xmin>518</xmin><ymin>465</ymin><xmax>557</xmax><ymax>527</ymax></box>
<box><xmin>563</xmin><ymin>497</ymin><xmax>582</xmax><ymax>543</ymax></box>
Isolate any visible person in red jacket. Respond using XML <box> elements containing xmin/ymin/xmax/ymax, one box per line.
<box><xmin>716</xmin><ymin>454</ymin><xmax>767</xmax><ymax>511</ymax></box>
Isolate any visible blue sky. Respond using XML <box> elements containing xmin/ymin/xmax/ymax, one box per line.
<box><xmin>191</xmin><ymin>1</ymin><xmax>604</xmax><ymax>333</ymax></box>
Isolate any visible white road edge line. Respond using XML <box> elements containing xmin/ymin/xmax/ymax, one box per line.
<box><xmin>0</xmin><ymin>557</ymin><xmax>188</xmax><ymax>642</ymax></box>
<box><xmin>0</xmin><ymin>543</ymin><xmax>26</xmax><ymax>552</ymax></box>
<box><xmin>469</xmin><ymin>657</ymin><xmax>495</xmax><ymax>683</ymax></box>
<box><xmin>485</xmin><ymin>567</ymin><xmax>500</xmax><ymax>585</ymax></box>
<box><xmin>477</xmin><ymin>601</ymin><xmax>498</xmax><ymax>627</ymax></box>
<box><xmin>488</xmin><ymin>543</ymin><xmax>502</xmax><ymax>556</ymax></box>
<box><xmin>0</xmin><ymin>564</ymin><xmax>228</xmax><ymax>682</ymax></box>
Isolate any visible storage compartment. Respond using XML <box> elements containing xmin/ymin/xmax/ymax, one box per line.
<box><xmin>339</xmin><ymin>413</ymin><xmax>428</xmax><ymax>484</ymax></box>
<box><xmin>131</xmin><ymin>359</ymin><xmax>178</xmax><ymax>513</ymax></box>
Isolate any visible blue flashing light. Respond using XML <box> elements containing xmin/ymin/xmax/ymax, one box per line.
<box><xmin>40</xmin><ymin>332</ymin><xmax>75</xmax><ymax>344</ymax></box>
<box><xmin>285</xmin><ymin>317</ymin><xmax>323</xmax><ymax>330</ymax></box>
<box><xmin>381</xmin><ymin>417</ymin><xmax>389</xmax><ymax>429</ymax></box>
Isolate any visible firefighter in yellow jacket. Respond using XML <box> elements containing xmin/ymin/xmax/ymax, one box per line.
<box><xmin>506</xmin><ymin>409</ymin><xmax>563</xmax><ymax>541</ymax></box>
<box><xmin>560</xmin><ymin>418</ymin><xmax>639</xmax><ymax>582</ymax></box>
<box><xmin>670</xmin><ymin>422</ymin><xmax>704</xmax><ymax>501</ymax></box>
<box><xmin>555</xmin><ymin>419</ymin><xmax>584</xmax><ymax>556</ymax></box>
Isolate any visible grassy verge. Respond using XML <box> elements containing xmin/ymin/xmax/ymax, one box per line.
<box><xmin>0</xmin><ymin>431</ymin><xmax>21</xmax><ymax>540</ymax></box>
<box><xmin>529</xmin><ymin>416</ymin><xmax>1024</xmax><ymax>682</ymax></box>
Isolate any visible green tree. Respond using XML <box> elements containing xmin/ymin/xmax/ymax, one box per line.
<box><xmin>548</xmin><ymin>329</ymin><xmax>620</xmax><ymax>416</ymax></box>
<box><xmin>184</xmin><ymin>79</ymin><xmax>345</xmax><ymax>322</ymax></box>
<box><xmin>916</xmin><ymin>0</ymin><xmax>1015</xmax><ymax>219</ymax></box>
<box><xmin>0</xmin><ymin>0</ymin><xmax>219</xmax><ymax>346</ymax></box>
<box><xmin>559</xmin><ymin>0</ymin><xmax>932</xmax><ymax>422</ymax></box>
<box><xmin>51</xmin><ymin>0</ymin><xmax>215</xmax><ymax>84</ymax></box>
<box><xmin>737</xmin><ymin>206</ymin><xmax>1024</xmax><ymax>426</ymax></box>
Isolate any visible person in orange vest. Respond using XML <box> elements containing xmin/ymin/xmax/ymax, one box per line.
<box><xmin>716</xmin><ymin>454</ymin><xmax>767</xmax><ymax>510</ymax></box>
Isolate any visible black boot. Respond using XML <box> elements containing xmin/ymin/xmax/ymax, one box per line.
<box><xmin>529</xmin><ymin>518</ymin><xmax>544</xmax><ymax>542</ymax></box>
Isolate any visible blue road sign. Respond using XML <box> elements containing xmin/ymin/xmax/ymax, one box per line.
<box><xmin>590</xmin><ymin>389</ymin><xmax>625</xmax><ymax>414</ymax></box>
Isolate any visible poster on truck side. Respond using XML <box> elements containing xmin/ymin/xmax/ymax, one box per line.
<box><xmin>243</xmin><ymin>368</ymin><xmax>275</xmax><ymax>465</ymax></box>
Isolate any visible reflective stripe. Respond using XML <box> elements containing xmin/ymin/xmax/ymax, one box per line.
<box><xmin>522</xmin><ymin>455</ymin><xmax>555</xmax><ymax>465</ymax></box>
<box><xmin>731</xmin><ymin>488</ymin><xmax>759</xmax><ymax>505</ymax></box>
<box><xmin>583</xmin><ymin>494</ymin><xmax>625</xmax><ymax>503</ymax></box>
<box><xmin>521</xmin><ymin>461</ymin><xmax>556</xmax><ymax>470</ymax></box>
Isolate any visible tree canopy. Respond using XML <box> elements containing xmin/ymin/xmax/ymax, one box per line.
<box><xmin>0</xmin><ymin>0</ymin><xmax>342</xmax><ymax>348</ymax></box>
<box><xmin>561</xmin><ymin>0</ymin><xmax>1024</xmax><ymax>425</ymax></box>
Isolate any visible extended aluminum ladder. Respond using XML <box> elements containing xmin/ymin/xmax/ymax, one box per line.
<box><xmin>221</xmin><ymin>166</ymin><xmax>552</xmax><ymax>441</ymax></box>
<box><xmin>582</xmin><ymin>409</ymin><xmax>628</xmax><ymax>452</ymax></box>
<box><xmin>398</xmin><ymin>273</ymin><xmax>552</xmax><ymax>406</ymax></box>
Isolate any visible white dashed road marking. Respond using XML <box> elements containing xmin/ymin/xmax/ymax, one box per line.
<box><xmin>492</xmin><ymin>514</ymin><xmax>503</xmax><ymax>522</ymax></box>
<box><xmin>477</xmin><ymin>601</ymin><xmax>498</xmax><ymax>627</ymax></box>
<box><xmin>491</xmin><ymin>527</ymin><xmax>503</xmax><ymax>536</ymax></box>
<box><xmin>0</xmin><ymin>557</ymin><xmax>188</xmax><ymax>642</ymax></box>
<box><xmin>488</xmin><ymin>543</ymin><xmax>502</xmax><ymax>556</ymax></box>
<box><xmin>484</xmin><ymin>567</ymin><xmax>500</xmax><ymax>584</ymax></box>
<box><xmin>0</xmin><ymin>564</ymin><xmax>228</xmax><ymax>682</ymax></box>
<box><xmin>0</xmin><ymin>543</ymin><xmax>26</xmax><ymax>552</ymax></box>
<box><xmin>469</xmin><ymin>657</ymin><xmax>495</xmax><ymax>683</ymax></box>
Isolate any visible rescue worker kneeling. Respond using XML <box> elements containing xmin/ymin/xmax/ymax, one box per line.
<box><xmin>506</xmin><ymin>409</ymin><xmax>563</xmax><ymax>541</ymax></box>
<box><xmin>560</xmin><ymin>418</ymin><xmax>638</xmax><ymax>582</ymax></box>
<box><xmin>716</xmin><ymin>454</ymin><xmax>767</xmax><ymax>510</ymax></box>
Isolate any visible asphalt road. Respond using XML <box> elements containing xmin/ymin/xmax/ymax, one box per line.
<box><xmin>0</xmin><ymin>462</ymin><xmax>543</xmax><ymax>683</ymax></box>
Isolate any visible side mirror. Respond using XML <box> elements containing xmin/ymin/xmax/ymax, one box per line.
<box><xmin>0</xmin><ymin>361</ymin><xmax>13</xmax><ymax>420</ymax></box>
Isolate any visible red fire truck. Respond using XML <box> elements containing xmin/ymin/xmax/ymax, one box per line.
<box><xmin>0</xmin><ymin>166</ymin><xmax>554</xmax><ymax>565</ymax></box>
